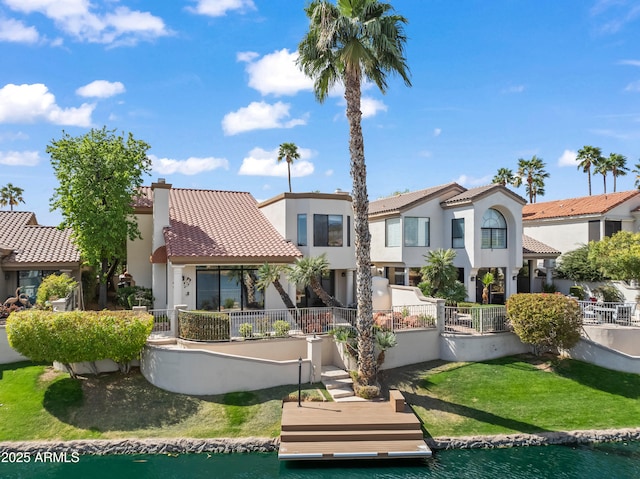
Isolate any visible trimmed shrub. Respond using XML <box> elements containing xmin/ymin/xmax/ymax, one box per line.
<box><xmin>506</xmin><ymin>293</ymin><xmax>582</xmax><ymax>356</ymax></box>
<box><xmin>273</xmin><ymin>320</ymin><xmax>290</xmax><ymax>337</ymax></box>
<box><xmin>36</xmin><ymin>273</ymin><xmax>77</xmax><ymax>307</ymax></box>
<box><xmin>239</xmin><ymin>323</ymin><xmax>253</xmax><ymax>338</ymax></box>
<box><xmin>178</xmin><ymin>311</ymin><xmax>230</xmax><ymax>341</ymax></box>
<box><xmin>6</xmin><ymin>310</ymin><xmax>153</xmax><ymax>376</ymax></box>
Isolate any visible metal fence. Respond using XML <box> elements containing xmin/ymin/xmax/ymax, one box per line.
<box><xmin>175</xmin><ymin>304</ymin><xmax>437</xmax><ymax>342</ymax></box>
<box><xmin>149</xmin><ymin>308</ymin><xmax>175</xmax><ymax>333</ymax></box>
<box><xmin>444</xmin><ymin>305</ymin><xmax>509</xmax><ymax>334</ymax></box>
<box><xmin>578</xmin><ymin>300</ymin><xmax>638</xmax><ymax>326</ymax></box>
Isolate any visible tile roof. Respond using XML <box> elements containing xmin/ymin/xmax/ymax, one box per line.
<box><xmin>442</xmin><ymin>184</ymin><xmax>527</xmax><ymax>206</ymax></box>
<box><xmin>522</xmin><ymin>234</ymin><xmax>561</xmax><ymax>258</ymax></box>
<box><xmin>369</xmin><ymin>183</ymin><xmax>463</xmax><ymax>216</ymax></box>
<box><xmin>522</xmin><ymin>190</ymin><xmax>640</xmax><ymax>221</ymax></box>
<box><xmin>159</xmin><ymin>188</ymin><xmax>302</xmax><ymax>263</ymax></box>
<box><xmin>0</xmin><ymin>211</ymin><xmax>80</xmax><ymax>267</ymax></box>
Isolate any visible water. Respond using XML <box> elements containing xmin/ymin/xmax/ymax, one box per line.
<box><xmin>3</xmin><ymin>442</ymin><xmax>640</xmax><ymax>479</ymax></box>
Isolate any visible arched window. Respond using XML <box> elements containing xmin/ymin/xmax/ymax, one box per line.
<box><xmin>481</xmin><ymin>209</ymin><xmax>507</xmax><ymax>249</ymax></box>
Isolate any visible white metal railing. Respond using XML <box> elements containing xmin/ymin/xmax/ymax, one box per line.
<box><xmin>149</xmin><ymin>308</ymin><xmax>175</xmax><ymax>333</ymax></box>
<box><xmin>444</xmin><ymin>305</ymin><xmax>509</xmax><ymax>334</ymax></box>
<box><xmin>578</xmin><ymin>300</ymin><xmax>638</xmax><ymax>326</ymax></box>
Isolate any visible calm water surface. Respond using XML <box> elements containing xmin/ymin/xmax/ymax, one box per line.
<box><xmin>3</xmin><ymin>442</ymin><xmax>640</xmax><ymax>479</ymax></box>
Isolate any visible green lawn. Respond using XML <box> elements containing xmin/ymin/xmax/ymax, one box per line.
<box><xmin>0</xmin><ymin>361</ymin><xmax>328</xmax><ymax>441</ymax></box>
<box><xmin>385</xmin><ymin>355</ymin><xmax>640</xmax><ymax>437</ymax></box>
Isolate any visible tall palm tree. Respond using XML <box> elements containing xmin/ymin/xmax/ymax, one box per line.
<box><xmin>633</xmin><ymin>162</ymin><xmax>640</xmax><ymax>189</ymax></box>
<box><xmin>256</xmin><ymin>263</ymin><xmax>296</xmax><ymax>309</ymax></box>
<box><xmin>594</xmin><ymin>154</ymin><xmax>614</xmax><ymax>194</ymax></box>
<box><xmin>492</xmin><ymin>168</ymin><xmax>515</xmax><ymax>187</ymax></box>
<box><xmin>287</xmin><ymin>255</ymin><xmax>343</xmax><ymax>307</ymax></box>
<box><xmin>0</xmin><ymin>183</ymin><xmax>25</xmax><ymax>211</ymax></box>
<box><xmin>516</xmin><ymin>156</ymin><xmax>549</xmax><ymax>203</ymax></box>
<box><xmin>576</xmin><ymin>146</ymin><xmax>602</xmax><ymax>196</ymax></box>
<box><xmin>277</xmin><ymin>143</ymin><xmax>300</xmax><ymax>193</ymax></box>
<box><xmin>298</xmin><ymin>0</ymin><xmax>411</xmax><ymax>387</ymax></box>
<box><xmin>608</xmin><ymin>153</ymin><xmax>628</xmax><ymax>192</ymax></box>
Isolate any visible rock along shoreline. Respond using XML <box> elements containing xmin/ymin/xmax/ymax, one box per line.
<box><xmin>2</xmin><ymin>429</ymin><xmax>640</xmax><ymax>456</ymax></box>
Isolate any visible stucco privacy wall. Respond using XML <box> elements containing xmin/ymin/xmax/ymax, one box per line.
<box><xmin>382</xmin><ymin>329</ymin><xmax>440</xmax><ymax>369</ymax></box>
<box><xmin>581</xmin><ymin>326</ymin><xmax>640</xmax><ymax>357</ymax></box>
<box><xmin>440</xmin><ymin>332</ymin><xmax>530</xmax><ymax>362</ymax></box>
<box><xmin>0</xmin><ymin>326</ymin><xmax>26</xmax><ymax>364</ymax></box>
<box><xmin>566</xmin><ymin>338</ymin><xmax>640</xmax><ymax>375</ymax></box>
<box><xmin>178</xmin><ymin>337</ymin><xmax>308</xmax><ymax>361</ymax></box>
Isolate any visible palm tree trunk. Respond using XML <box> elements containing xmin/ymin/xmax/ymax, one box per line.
<box><xmin>588</xmin><ymin>170</ymin><xmax>591</xmax><ymax>196</ymax></box>
<box><xmin>273</xmin><ymin>278</ymin><xmax>296</xmax><ymax>309</ymax></box>
<box><xmin>345</xmin><ymin>70</ymin><xmax>376</xmax><ymax>387</ymax></box>
<box><xmin>287</xmin><ymin>162</ymin><xmax>292</xmax><ymax>193</ymax></box>
<box><xmin>309</xmin><ymin>276</ymin><xmax>343</xmax><ymax>308</ymax></box>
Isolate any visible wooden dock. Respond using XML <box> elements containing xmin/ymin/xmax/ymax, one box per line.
<box><xmin>278</xmin><ymin>391</ymin><xmax>432</xmax><ymax>461</ymax></box>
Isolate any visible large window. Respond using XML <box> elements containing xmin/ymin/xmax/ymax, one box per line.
<box><xmin>196</xmin><ymin>266</ymin><xmax>263</xmax><ymax>311</ymax></box>
<box><xmin>18</xmin><ymin>270</ymin><xmax>58</xmax><ymax>305</ymax></box>
<box><xmin>314</xmin><ymin>214</ymin><xmax>343</xmax><ymax>246</ymax></box>
<box><xmin>385</xmin><ymin>218</ymin><xmax>401</xmax><ymax>247</ymax></box>
<box><xmin>297</xmin><ymin>214</ymin><xmax>307</xmax><ymax>246</ymax></box>
<box><xmin>605</xmin><ymin>220</ymin><xmax>621</xmax><ymax>238</ymax></box>
<box><xmin>452</xmin><ymin>218</ymin><xmax>465</xmax><ymax>248</ymax></box>
<box><xmin>404</xmin><ymin>217</ymin><xmax>430</xmax><ymax>247</ymax></box>
<box><xmin>588</xmin><ymin>220</ymin><xmax>600</xmax><ymax>242</ymax></box>
<box><xmin>481</xmin><ymin>208</ymin><xmax>507</xmax><ymax>249</ymax></box>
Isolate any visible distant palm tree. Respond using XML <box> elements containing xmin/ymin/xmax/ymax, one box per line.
<box><xmin>492</xmin><ymin>168</ymin><xmax>516</xmax><ymax>187</ymax></box>
<box><xmin>298</xmin><ymin>0</ymin><xmax>411</xmax><ymax>388</ymax></box>
<box><xmin>277</xmin><ymin>143</ymin><xmax>300</xmax><ymax>193</ymax></box>
<box><xmin>0</xmin><ymin>183</ymin><xmax>25</xmax><ymax>211</ymax></box>
<box><xmin>608</xmin><ymin>153</ymin><xmax>628</xmax><ymax>192</ymax></box>
<box><xmin>633</xmin><ymin>162</ymin><xmax>640</xmax><ymax>189</ymax></box>
<box><xmin>287</xmin><ymin>254</ymin><xmax>343</xmax><ymax>308</ymax></box>
<box><xmin>516</xmin><ymin>156</ymin><xmax>549</xmax><ymax>203</ymax></box>
<box><xmin>576</xmin><ymin>146</ymin><xmax>603</xmax><ymax>196</ymax></box>
<box><xmin>594</xmin><ymin>154</ymin><xmax>614</xmax><ymax>194</ymax></box>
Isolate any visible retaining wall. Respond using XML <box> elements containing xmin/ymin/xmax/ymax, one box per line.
<box><xmin>0</xmin><ymin>326</ymin><xmax>26</xmax><ymax>364</ymax></box>
<box><xmin>439</xmin><ymin>332</ymin><xmax>530</xmax><ymax>362</ymax></box>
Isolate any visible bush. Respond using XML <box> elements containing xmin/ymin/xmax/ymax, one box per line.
<box><xmin>36</xmin><ymin>273</ymin><xmax>77</xmax><ymax>307</ymax></box>
<box><xmin>6</xmin><ymin>310</ymin><xmax>153</xmax><ymax>376</ymax></box>
<box><xmin>273</xmin><ymin>320</ymin><xmax>290</xmax><ymax>337</ymax></box>
<box><xmin>569</xmin><ymin>286</ymin><xmax>585</xmax><ymax>300</ymax></box>
<box><xmin>239</xmin><ymin>323</ymin><xmax>253</xmax><ymax>338</ymax></box>
<box><xmin>178</xmin><ymin>311</ymin><xmax>230</xmax><ymax>341</ymax></box>
<box><xmin>506</xmin><ymin>293</ymin><xmax>582</xmax><ymax>356</ymax></box>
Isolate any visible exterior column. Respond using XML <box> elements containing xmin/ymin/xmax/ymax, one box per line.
<box><xmin>528</xmin><ymin>259</ymin><xmax>536</xmax><ymax>293</ymax></box>
<box><xmin>346</xmin><ymin>269</ymin><xmax>354</xmax><ymax>306</ymax></box>
<box><xmin>171</xmin><ymin>264</ymin><xmax>185</xmax><ymax>310</ymax></box>
<box><xmin>306</xmin><ymin>336</ymin><xmax>323</xmax><ymax>383</ymax></box>
<box><xmin>544</xmin><ymin>259</ymin><xmax>554</xmax><ymax>286</ymax></box>
<box><xmin>469</xmin><ymin>268</ymin><xmax>479</xmax><ymax>303</ymax></box>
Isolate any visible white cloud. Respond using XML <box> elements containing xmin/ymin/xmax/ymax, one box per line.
<box><xmin>76</xmin><ymin>80</ymin><xmax>125</xmax><ymax>98</ymax></box>
<box><xmin>0</xmin><ymin>18</ymin><xmax>39</xmax><ymax>43</ymax></box>
<box><xmin>188</xmin><ymin>0</ymin><xmax>256</xmax><ymax>17</ymax></box>
<box><xmin>625</xmin><ymin>80</ymin><xmax>640</xmax><ymax>92</ymax></box>
<box><xmin>0</xmin><ymin>83</ymin><xmax>94</xmax><ymax>126</ymax></box>
<box><xmin>455</xmin><ymin>174</ymin><xmax>492</xmax><ymax>187</ymax></box>
<box><xmin>502</xmin><ymin>85</ymin><xmax>525</xmax><ymax>94</ymax></box>
<box><xmin>3</xmin><ymin>0</ymin><xmax>170</xmax><ymax>46</ymax></box>
<box><xmin>557</xmin><ymin>149</ymin><xmax>578</xmax><ymax>167</ymax></box>
<box><xmin>150</xmin><ymin>155</ymin><xmax>229</xmax><ymax>175</ymax></box>
<box><xmin>325</xmin><ymin>169</ymin><xmax>334</xmax><ymax>177</ymax></box>
<box><xmin>433</xmin><ymin>128</ymin><xmax>442</xmax><ymax>137</ymax></box>
<box><xmin>222</xmin><ymin>101</ymin><xmax>307</xmax><ymax>135</ymax></box>
<box><xmin>239</xmin><ymin>49</ymin><xmax>314</xmax><ymax>96</ymax></box>
<box><xmin>619</xmin><ymin>59</ymin><xmax>640</xmax><ymax>67</ymax></box>
<box><xmin>0</xmin><ymin>131</ymin><xmax>29</xmax><ymax>142</ymax></box>
<box><xmin>238</xmin><ymin>146</ymin><xmax>314</xmax><ymax>177</ymax></box>
<box><xmin>360</xmin><ymin>97</ymin><xmax>387</xmax><ymax>118</ymax></box>
<box><xmin>0</xmin><ymin>150</ymin><xmax>40</xmax><ymax>166</ymax></box>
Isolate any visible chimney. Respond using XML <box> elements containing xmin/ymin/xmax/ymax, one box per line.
<box><xmin>151</xmin><ymin>178</ymin><xmax>172</xmax><ymax>251</ymax></box>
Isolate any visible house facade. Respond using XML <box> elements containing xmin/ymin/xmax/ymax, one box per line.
<box><xmin>369</xmin><ymin>183</ymin><xmax>526</xmax><ymax>303</ymax></box>
<box><xmin>0</xmin><ymin>211</ymin><xmax>81</xmax><ymax>304</ymax></box>
<box><xmin>258</xmin><ymin>191</ymin><xmax>356</xmax><ymax>307</ymax></box>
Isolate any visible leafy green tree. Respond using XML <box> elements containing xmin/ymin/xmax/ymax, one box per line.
<box><xmin>576</xmin><ymin>145</ymin><xmax>602</xmax><ymax>196</ymax></box>
<box><xmin>588</xmin><ymin>231</ymin><xmax>640</xmax><ymax>281</ymax></box>
<box><xmin>256</xmin><ymin>262</ymin><xmax>296</xmax><ymax>309</ymax></box>
<box><xmin>492</xmin><ymin>167</ymin><xmax>516</xmax><ymax>187</ymax></box>
<box><xmin>298</xmin><ymin>0</ymin><xmax>411</xmax><ymax>387</ymax></box>
<box><xmin>0</xmin><ymin>183</ymin><xmax>25</xmax><ymax>211</ymax></box>
<box><xmin>47</xmin><ymin>127</ymin><xmax>151</xmax><ymax>309</ymax></box>
<box><xmin>608</xmin><ymin>153</ymin><xmax>628</xmax><ymax>193</ymax></box>
<box><xmin>277</xmin><ymin>142</ymin><xmax>300</xmax><ymax>193</ymax></box>
<box><xmin>516</xmin><ymin>156</ymin><xmax>549</xmax><ymax>203</ymax></box>
<box><xmin>556</xmin><ymin>245</ymin><xmax>605</xmax><ymax>282</ymax></box>
<box><xmin>287</xmin><ymin>254</ymin><xmax>343</xmax><ymax>307</ymax></box>
<box><xmin>506</xmin><ymin>293</ymin><xmax>582</xmax><ymax>356</ymax></box>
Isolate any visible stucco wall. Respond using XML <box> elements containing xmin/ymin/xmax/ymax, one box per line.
<box><xmin>439</xmin><ymin>332</ymin><xmax>530</xmax><ymax>362</ymax></box>
<box><xmin>178</xmin><ymin>337</ymin><xmax>309</xmax><ymax>361</ymax></box>
<box><xmin>382</xmin><ymin>329</ymin><xmax>440</xmax><ymax>369</ymax></box>
<box><xmin>0</xmin><ymin>326</ymin><xmax>27</xmax><ymax>364</ymax></box>
<box><xmin>127</xmin><ymin>213</ymin><xmax>153</xmax><ymax>289</ymax></box>
<box><xmin>582</xmin><ymin>325</ymin><xmax>640</xmax><ymax>356</ymax></box>
<box><xmin>566</xmin><ymin>338</ymin><xmax>640</xmax><ymax>375</ymax></box>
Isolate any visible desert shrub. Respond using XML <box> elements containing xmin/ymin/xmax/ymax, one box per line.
<box><xmin>6</xmin><ymin>310</ymin><xmax>153</xmax><ymax>377</ymax></box>
<box><xmin>178</xmin><ymin>311</ymin><xmax>230</xmax><ymax>341</ymax></box>
<box><xmin>569</xmin><ymin>286</ymin><xmax>586</xmax><ymax>300</ymax></box>
<box><xmin>223</xmin><ymin>298</ymin><xmax>236</xmax><ymax>309</ymax></box>
<box><xmin>239</xmin><ymin>323</ymin><xmax>253</xmax><ymax>338</ymax></box>
<box><xmin>273</xmin><ymin>320</ymin><xmax>290</xmax><ymax>337</ymax></box>
<box><xmin>506</xmin><ymin>293</ymin><xmax>582</xmax><ymax>356</ymax></box>
<box><xmin>116</xmin><ymin>286</ymin><xmax>153</xmax><ymax>309</ymax></box>
<box><xmin>36</xmin><ymin>273</ymin><xmax>77</xmax><ymax>307</ymax></box>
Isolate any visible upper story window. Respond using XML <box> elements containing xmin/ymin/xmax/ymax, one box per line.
<box><xmin>404</xmin><ymin>217</ymin><xmax>430</xmax><ymax>247</ymax></box>
<box><xmin>385</xmin><ymin>218</ymin><xmax>401</xmax><ymax>247</ymax></box>
<box><xmin>452</xmin><ymin>218</ymin><xmax>465</xmax><ymax>248</ymax></box>
<box><xmin>314</xmin><ymin>214</ymin><xmax>343</xmax><ymax>247</ymax></box>
<box><xmin>481</xmin><ymin>208</ymin><xmax>507</xmax><ymax>249</ymax></box>
<box><xmin>297</xmin><ymin>214</ymin><xmax>307</xmax><ymax>246</ymax></box>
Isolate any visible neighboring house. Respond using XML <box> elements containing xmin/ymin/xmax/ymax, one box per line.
<box><xmin>258</xmin><ymin>191</ymin><xmax>356</xmax><ymax>307</ymax></box>
<box><xmin>368</xmin><ymin>183</ymin><xmax>527</xmax><ymax>303</ymax></box>
<box><xmin>522</xmin><ymin>190</ymin><xmax>640</xmax><ymax>257</ymax></box>
<box><xmin>0</xmin><ymin>211</ymin><xmax>81</xmax><ymax>304</ymax></box>
<box><xmin>127</xmin><ymin>180</ymin><xmax>302</xmax><ymax>310</ymax></box>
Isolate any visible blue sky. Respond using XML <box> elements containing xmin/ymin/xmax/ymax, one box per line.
<box><xmin>1</xmin><ymin>0</ymin><xmax>639</xmax><ymax>225</ymax></box>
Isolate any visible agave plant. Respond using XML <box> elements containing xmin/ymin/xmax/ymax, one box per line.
<box><xmin>375</xmin><ymin>330</ymin><xmax>398</xmax><ymax>367</ymax></box>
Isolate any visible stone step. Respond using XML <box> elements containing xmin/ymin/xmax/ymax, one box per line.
<box><xmin>321</xmin><ymin>366</ymin><xmax>351</xmax><ymax>381</ymax></box>
<box><xmin>328</xmin><ymin>387</ymin><xmax>355</xmax><ymax>399</ymax></box>
<box><xmin>324</xmin><ymin>378</ymin><xmax>353</xmax><ymax>390</ymax></box>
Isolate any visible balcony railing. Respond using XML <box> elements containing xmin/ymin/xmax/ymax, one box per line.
<box><xmin>578</xmin><ymin>301</ymin><xmax>638</xmax><ymax>326</ymax></box>
<box><xmin>444</xmin><ymin>305</ymin><xmax>509</xmax><ymax>334</ymax></box>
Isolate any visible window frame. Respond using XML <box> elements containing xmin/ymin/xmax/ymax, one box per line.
<box><xmin>385</xmin><ymin>218</ymin><xmax>401</xmax><ymax>247</ymax></box>
<box><xmin>313</xmin><ymin>214</ymin><xmax>344</xmax><ymax>247</ymax></box>
<box><xmin>481</xmin><ymin>209</ymin><xmax>507</xmax><ymax>249</ymax></box>
<box><xmin>403</xmin><ymin>216</ymin><xmax>430</xmax><ymax>247</ymax></box>
<box><xmin>452</xmin><ymin>218</ymin><xmax>465</xmax><ymax>248</ymax></box>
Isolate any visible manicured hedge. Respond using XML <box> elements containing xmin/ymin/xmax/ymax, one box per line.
<box><xmin>506</xmin><ymin>293</ymin><xmax>582</xmax><ymax>356</ymax></box>
<box><xmin>178</xmin><ymin>311</ymin><xmax>230</xmax><ymax>341</ymax></box>
<box><xmin>6</xmin><ymin>310</ymin><xmax>153</xmax><ymax>374</ymax></box>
